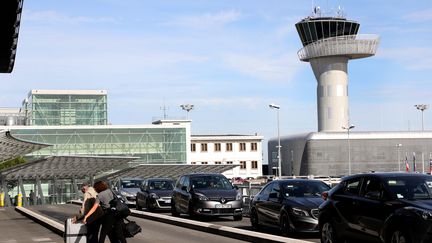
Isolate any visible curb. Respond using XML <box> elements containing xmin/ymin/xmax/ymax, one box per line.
<box><xmin>71</xmin><ymin>200</ymin><xmax>310</xmax><ymax>243</ymax></box>
<box><xmin>15</xmin><ymin>206</ymin><xmax>64</xmax><ymax>236</ymax></box>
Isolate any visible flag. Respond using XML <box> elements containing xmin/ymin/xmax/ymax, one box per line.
<box><xmin>429</xmin><ymin>156</ymin><xmax>432</xmax><ymax>174</ymax></box>
<box><xmin>405</xmin><ymin>155</ymin><xmax>410</xmax><ymax>172</ymax></box>
<box><xmin>413</xmin><ymin>152</ymin><xmax>416</xmax><ymax>172</ymax></box>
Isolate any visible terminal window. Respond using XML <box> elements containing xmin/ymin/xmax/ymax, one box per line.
<box><xmin>251</xmin><ymin>142</ymin><xmax>258</xmax><ymax>151</ymax></box>
<box><xmin>240</xmin><ymin>143</ymin><xmax>246</xmax><ymax>151</ymax></box>
<box><xmin>214</xmin><ymin>143</ymin><xmax>221</xmax><ymax>152</ymax></box>
<box><xmin>201</xmin><ymin>143</ymin><xmax>208</xmax><ymax>152</ymax></box>
<box><xmin>240</xmin><ymin>161</ymin><xmax>246</xmax><ymax>169</ymax></box>
<box><xmin>191</xmin><ymin>143</ymin><xmax>196</xmax><ymax>152</ymax></box>
<box><xmin>252</xmin><ymin>161</ymin><xmax>258</xmax><ymax>169</ymax></box>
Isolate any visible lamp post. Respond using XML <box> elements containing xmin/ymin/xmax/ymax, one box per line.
<box><xmin>269</xmin><ymin>103</ymin><xmax>281</xmax><ymax>178</ymax></box>
<box><xmin>414</xmin><ymin>104</ymin><xmax>428</xmax><ymax>131</ymax></box>
<box><xmin>180</xmin><ymin>104</ymin><xmax>194</xmax><ymax>119</ymax></box>
<box><xmin>342</xmin><ymin>124</ymin><xmax>355</xmax><ymax>175</ymax></box>
<box><xmin>396</xmin><ymin>144</ymin><xmax>402</xmax><ymax>172</ymax></box>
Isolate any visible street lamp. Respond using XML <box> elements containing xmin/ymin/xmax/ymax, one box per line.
<box><xmin>180</xmin><ymin>104</ymin><xmax>194</xmax><ymax>119</ymax></box>
<box><xmin>342</xmin><ymin>124</ymin><xmax>355</xmax><ymax>175</ymax></box>
<box><xmin>396</xmin><ymin>144</ymin><xmax>402</xmax><ymax>172</ymax></box>
<box><xmin>269</xmin><ymin>103</ymin><xmax>281</xmax><ymax>178</ymax></box>
<box><xmin>414</xmin><ymin>104</ymin><xmax>428</xmax><ymax>131</ymax></box>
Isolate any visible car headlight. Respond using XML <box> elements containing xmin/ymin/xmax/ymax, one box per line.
<box><xmin>194</xmin><ymin>193</ymin><xmax>208</xmax><ymax>201</ymax></box>
<box><xmin>149</xmin><ymin>193</ymin><xmax>159</xmax><ymax>199</ymax></box>
<box><xmin>236</xmin><ymin>192</ymin><xmax>242</xmax><ymax>201</ymax></box>
<box><xmin>292</xmin><ymin>207</ymin><xmax>309</xmax><ymax>217</ymax></box>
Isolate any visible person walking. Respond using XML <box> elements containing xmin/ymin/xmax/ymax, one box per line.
<box><xmin>72</xmin><ymin>182</ymin><xmax>103</xmax><ymax>243</ymax></box>
<box><xmin>29</xmin><ymin>190</ymin><xmax>35</xmax><ymax>205</ymax></box>
<box><xmin>94</xmin><ymin>180</ymin><xmax>127</xmax><ymax>243</ymax></box>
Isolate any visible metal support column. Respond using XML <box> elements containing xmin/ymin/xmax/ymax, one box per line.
<box><xmin>1</xmin><ymin>174</ymin><xmax>11</xmax><ymax>207</ymax></box>
<box><xmin>72</xmin><ymin>177</ymin><xmax>79</xmax><ymax>200</ymax></box>
<box><xmin>18</xmin><ymin>177</ymin><xmax>27</xmax><ymax>206</ymax></box>
<box><xmin>36</xmin><ymin>177</ymin><xmax>45</xmax><ymax>205</ymax></box>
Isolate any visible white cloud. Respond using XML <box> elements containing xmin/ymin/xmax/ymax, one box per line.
<box><xmin>378</xmin><ymin>47</ymin><xmax>432</xmax><ymax>70</ymax></box>
<box><xmin>403</xmin><ymin>8</ymin><xmax>432</xmax><ymax>22</ymax></box>
<box><xmin>162</xmin><ymin>10</ymin><xmax>242</xmax><ymax>29</ymax></box>
<box><xmin>23</xmin><ymin>10</ymin><xmax>116</xmax><ymax>24</ymax></box>
<box><xmin>221</xmin><ymin>53</ymin><xmax>305</xmax><ymax>84</ymax></box>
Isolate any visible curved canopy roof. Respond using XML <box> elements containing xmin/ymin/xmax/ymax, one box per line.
<box><xmin>0</xmin><ymin>130</ymin><xmax>51</xmax><ymax>163</ymax></box>
<box><xmin>0</xmin><ymin>0</ymin><xmax>24</xmax><ymax>73</ymax></box>
<box><xmin>101</xmin><ymin>164</ymin><xmax>239</xmax><ymax>181</ymax></box>
<box><xmin>0</xmin><ymin>155</ymin><xmax>137</xmax><ymax>180</ymax></box>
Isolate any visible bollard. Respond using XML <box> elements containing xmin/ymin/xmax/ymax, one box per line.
<box><xmin>17</xmin><ymin>193</ymin><xmax>22</xmax><ymax>207</ymax></box>
<box><xmin>0</xmin><ymin>193</ymin><xmax>4</xmax><ymax>207</ymax></box>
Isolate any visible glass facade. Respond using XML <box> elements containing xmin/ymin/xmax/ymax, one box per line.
<box><xmin>296</xmin><ymin>17</ymin><xmax>360</xmax><ymax>46</ymax></box>
<box><xmin>10</xmin><ymin>127</ymin><xmax>187</xmax><ymax>164</ymax></box>
<box><xmin>26</xmin><ymin>92</ymin><xmax>108</xmax><ymax>126</ymax></box>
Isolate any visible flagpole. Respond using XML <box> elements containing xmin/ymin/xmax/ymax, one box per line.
<box><xmin>422</xmin><ymin>152</ymin><xmax>425</xmax><ymax>174</ymax></box>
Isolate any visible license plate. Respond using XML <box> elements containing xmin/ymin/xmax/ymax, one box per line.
<box><xmin>164</xmin><ymin>199</ymin><xmax>171</xmax><ymax>204</ymax></box>
<box><xmin>215</xmin><ymin>204</ymin><xmax>231</xmax><ymax>208</ymax></box>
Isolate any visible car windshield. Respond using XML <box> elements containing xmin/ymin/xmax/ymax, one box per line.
<box><xmin>385</xmin><ymin>177</ymin><xmax>432</xmax><ymax>200</ymax></box>
<box><xmin>191</xmin><ymin>175</ymin><xmax>233</xmax><ymax>190</ymax></box>
<box><xmin>121</xmin><ymin>179</ymin><xmax>143</xmax><ymax>188</ymax></box>
<box><xmin>282</xmin><ymin>181</ymin><xmax>330</xmax><ymax>198</ymax></box>
<box><xmin>149</xmin><ymin>180</ymin><xmax>174</xmax><ymax>190</ymax></box>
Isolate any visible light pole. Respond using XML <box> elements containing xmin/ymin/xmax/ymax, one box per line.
<box><xmin>180</xmin><ymin>104</ymin><xmax>194</xmax><ymax>119</ymax></box>
<box><xmin>269</xmin><ymin>103</ymin><xmax>281</xmax><ymax>178</ymax></box>
<box><xmin>415</xmin><ymin>104</ymin><xmax>428</xmax><ymax>131</ymax></box>
<box><xmin>396</xmin><ymin>144</ymin><xmax>402</xmax><ymax>171</ymax></box>
<box><xmin>342</xmin><ymin>124</ymin><xmax>355</xmax><ymax>175</ymax></box>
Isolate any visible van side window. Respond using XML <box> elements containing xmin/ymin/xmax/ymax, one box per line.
<box><xmin>176</xmin><ymin>176</ymin><xmax>185</xmax><ymax>189</ymax></box>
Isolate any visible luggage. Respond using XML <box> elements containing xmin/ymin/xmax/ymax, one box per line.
<box><xmin>64</xmin><ymin>218</ymin><xmax>87</xmax><ymax>243</ymax></box>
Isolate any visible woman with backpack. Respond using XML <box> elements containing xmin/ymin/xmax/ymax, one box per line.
<box><xmin>94</xmin><ymin>180</ymin><xmax>127</xmax><ymax>243</ymax></box>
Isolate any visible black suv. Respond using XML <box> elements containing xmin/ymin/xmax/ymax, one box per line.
<box><xmin>171</xmin><ymin>173</ymin><xmax>243</xmax><ymax>220</ymax></box>
<box><xmin>319</xmin><ymin>172</ymin><xmax>432</xmax><ymax>243</ymax></box>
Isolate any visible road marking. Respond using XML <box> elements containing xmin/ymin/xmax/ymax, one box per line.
<box><xmin>32</xmin><ymin>238</ymin><xmax>53</xmax><ymax>242</ymax></box>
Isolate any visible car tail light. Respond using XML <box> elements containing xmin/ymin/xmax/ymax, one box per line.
<box><xmin>321</xmin><ymin>191</ymin><xmax>329</xmax><ymax>200</ymax></box>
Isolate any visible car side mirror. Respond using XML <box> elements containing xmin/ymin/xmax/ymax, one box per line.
<box><xmin>182</xmin><ymin>185</ymin><xmax>191</xmax><ymax>192</ymax></box>
<box><xmin>365</xmin><ymin>191</ymin><xmax>381</xmax><ymax>200</ymax></box>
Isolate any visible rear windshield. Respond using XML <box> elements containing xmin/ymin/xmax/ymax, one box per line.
<box><xmin>385</xmin><ymin>177</ymin><xmax>432</xmax><ymax>200</ymax></box>
<box><xmin>149</xmin><ymin>180</ymin><xmax>174</xmax><ymax>190</ymax></box>
<box><xmin>282</xmin><ymin>180</ymin><xmax>331</xmax><ymax>198</ymax></box>
<box><xmin>191</xmin><ymin>175</ymin><xmax>233</xmax><ymax>190</ymax></box>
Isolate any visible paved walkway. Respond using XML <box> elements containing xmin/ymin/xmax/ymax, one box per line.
<box><xmin>0</xmin><ymin>207</ymin><xmax>63</xmax><ymax>243</ymax></box>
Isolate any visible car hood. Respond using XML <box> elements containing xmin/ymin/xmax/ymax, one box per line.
<box><xmin>403</xmin><ymin>199</ymin><xmax>432</xmax><ymax>210</ymax></box>
<box><xmin>149</xmin><ymin>190</ymin><xmax>173</xmax><ymax>197</ymax></box>
<box><xmin>193</xmin><ymin>189</ymin><xmax>237</xmax><ymax>198</ymax></box>
<box><xmin>285</xmin><ymin>197</ymin><xmax>324</xmax><ymax>209</ymax></box>
<box><xmin>121</xmin><ymin>188</ymin><xmax>140</xmax><ymax>195</ymax></box>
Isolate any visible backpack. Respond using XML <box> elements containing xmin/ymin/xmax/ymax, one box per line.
<box><xmin>109</xmin><ymin>190</ymin><xmax>131</xmax><ymax>218</ymax></box>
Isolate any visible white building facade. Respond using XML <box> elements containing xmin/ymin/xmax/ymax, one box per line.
<box><xmin>189</xmin><ymin>134</ymin><xmax>264</xmax><ymax>179</ymax></box>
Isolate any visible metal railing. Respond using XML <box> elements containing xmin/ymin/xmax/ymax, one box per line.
<box><xmin>297</xmin><ymin>34</ymin><xmax>380</xmax><ymax>61</ymax></box>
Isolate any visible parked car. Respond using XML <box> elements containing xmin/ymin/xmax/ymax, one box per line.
<box><xmin>136</xmin><ymin>178</ymin><xmax>175</xmax><ymax>211</ymax></box>
<box><xmin>319</xmin><ymin>172</ymin><xmax>432</xmax><ymax>243</ymax></box>
<box><xmin>113</xmin><ymin>177</ymin><xmax>144</xmax><ymax>206</ymax></box>
<box><xmin>171</xmin><ymin>173</ymin><xmax>243</xmax><ymax>220</ymax></box>
<box><xmin>249</xmin><ymin>179</ymin><xmax>331</xmax><ymax>235</ymax></box>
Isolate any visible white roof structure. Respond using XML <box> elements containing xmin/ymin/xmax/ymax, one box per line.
<box><xmin>0</xmin><ymin>130</ymin><xmax>51</xmax><ymax>163</ymax></box>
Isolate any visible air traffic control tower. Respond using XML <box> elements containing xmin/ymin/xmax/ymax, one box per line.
<box><xmin>295</xmin><ymin>10</ymin><xmax>380</xmax><ymax>132</ymax></box>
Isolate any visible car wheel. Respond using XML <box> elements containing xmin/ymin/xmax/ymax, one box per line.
<box><xmin>188</xmin><ymin>202</ymin><xmax>196</xmax><ymax>218</ymax></box>
<box><xmin>171</xmin><ymin>200</ymin><xmax>180</xmax><ymax>217</ymax></box>
<box><xmin>136</xmin><ymin>201</ymin><xmax>142</xmax><ymax>211</ymax></box>
<box><xmin>320</xmin><ymin>220</ymin><xmax>341</xmax><ymax>243</ymax></box>
<box><xmin>250</xmin><ymin>209</ymin><xmax>260</xmax><ymax>230</ymax></box>
<box><xmin>389</xmin><ymin>230</ymin><xmax>410</xmax><ymax>243</ymax></box>
<box><xmin>233</xmin><ymin>214</ymin><xmax>243</xmax><ymax>221</ymax></box>
<box><xmin>280</xmin><ymin>213</ymin><xmax>293</xmax><ymax>236</ymax></box>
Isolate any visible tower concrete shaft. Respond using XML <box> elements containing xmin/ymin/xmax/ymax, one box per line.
<box><xmin>296</xmin><ymin>16</ymin><xmax>379</xmax><ymax>132</ymax></box>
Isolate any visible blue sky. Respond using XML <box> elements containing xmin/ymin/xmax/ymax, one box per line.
<box><xmin>1</xmin><ymin>0</ymin><xmax>432</xmax><ymax>142</ymax></box>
